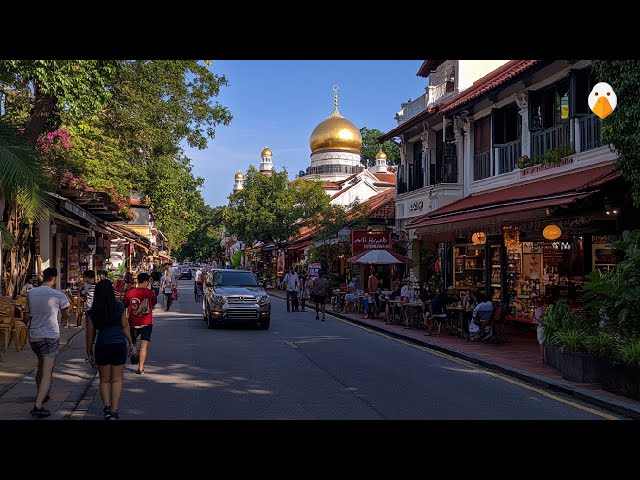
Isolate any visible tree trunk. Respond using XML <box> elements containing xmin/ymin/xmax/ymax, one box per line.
<box><xmin>23</xmin><ymin>82</ymin><xmax>58</xmax><ymax>147</ymax></box>
<box><xmin>2</xmin><ymin>203</ymin><xmax>33</xmax><ymax>298</ymax></box>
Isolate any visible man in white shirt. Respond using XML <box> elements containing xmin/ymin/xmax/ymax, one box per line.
<box><xmin>469</xmin><ymin>293</ymin><xmax>494</xmax><ymax>341</ymax></box>
<box><xmin>400</xmin><ymin>280</ymin><xmax>412</xmax><ymax>300</ymax></box>
<box><xmin>161</xmin><ymin>267</ymin><xmax>177</xmax><ymax>311</ymax></box>
<box><xmin>26</xmin><ymin>267</ymin><xmax>70</xmax><ymax>417</ymax></box>
<box><xmin>283</xmin><ymin>268</ymin><xmax>299</xmax><ymax>313</ymax></box>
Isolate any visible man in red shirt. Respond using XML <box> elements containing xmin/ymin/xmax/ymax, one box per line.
<box><xmin>124</xmin><ymin>273</ymin><xmax>157</xmax><ymax>375</ymax></box>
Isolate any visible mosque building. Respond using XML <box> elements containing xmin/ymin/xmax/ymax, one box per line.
<box><xmin>231</xmin><ymin>86</ymin><xmax>395</xmax><ymax>207</ymax></box>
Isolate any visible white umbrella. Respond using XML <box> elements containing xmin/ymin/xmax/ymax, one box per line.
<box><xmin>348</xmin><ymin>249</ymin><xmax>412</xmax><ymax>265</ymax></box>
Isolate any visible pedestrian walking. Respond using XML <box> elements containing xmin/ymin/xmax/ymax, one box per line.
<box><xmin>86</xmin><ymin>280</ymin><xmax>134</xmax><ymax>420</ymax></box>
<box><xmin>26</xmin><ymin>267</ymin><xmax>70</xmax><ymax>417</ymax></box>
<box><xmin>78</xmin><ymin>270</ymin><xmax>97</xmax><ymax>328</ymax></box>
<box><xmin>283</xmin><ymin>268</ymin><xmax>299</xmax><ymax>313</ymax></box>
<box><xmin>161</xmin><ymin>267</ymin><xmax>176</xmax><ymax>311</ymax></box>
<box><xmin>311</xmin><ymin>269</ymin><xmax>329</xmax><ymax>321</ymax></box>
<box><xmin>124</xmin><ymin>273</ymin><xmax>157</xmax><ymax>375</ymax></box>
<box><xmin>97</xmin><ymin>270</ymin><xmax>109</xmax><ymax>281</ymax></box>
<box><xmin>151</xmin><ymin>269</ymin><xmax>162</xmax><ymax>307</ymax></box>
<box><xmin>298</xmin><ymin>273</ymin><xmax>310</xmax><ymax>312</ymax></box>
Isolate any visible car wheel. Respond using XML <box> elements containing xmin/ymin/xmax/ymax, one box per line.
<box><xmin>259</xmin><ymin>317</ymin><xmax>270</xmax><ymax>330</ymax></box>
<box><xmin>203</xmin><ymin>301</ymin><xmax>208</xmax><ymax>321</ymax></box>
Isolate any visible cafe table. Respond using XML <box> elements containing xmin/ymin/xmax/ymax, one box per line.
<box><xmin>447</xmin><ymin>304</ymin><xmax>474</xmax><ymax>337</ymax></box>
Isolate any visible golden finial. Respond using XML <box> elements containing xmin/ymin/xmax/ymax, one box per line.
<box><xmin>330</xmin><ymin>84</ymin><xmax>342</xmax><ymax>118</ymax></box>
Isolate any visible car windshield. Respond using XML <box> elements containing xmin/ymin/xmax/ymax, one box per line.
<box><xmin>215</xmin><ymin>272</ymin><xmax>258</xmax><ymax>287</ymax></box>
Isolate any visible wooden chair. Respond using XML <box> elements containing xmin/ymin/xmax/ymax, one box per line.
<box><xmin>0</xmin><ymin>303</ymin><xmax>16</xmax><ymax>352</ymax></box>
<box><xmin>427</xmin><ymin>303</ymin><xmax>448</xmax><ymax>336</ymax></box>
<box><xmin>12</xmin><ymin>297</ymin><xmax>29</xmax><ymax>350</ymax></box>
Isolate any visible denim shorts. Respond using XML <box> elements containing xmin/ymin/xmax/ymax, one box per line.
<box><xmin>30</xmin><ymin>338</ymin><xmax>60</xmax><ymax>357</ymax></box>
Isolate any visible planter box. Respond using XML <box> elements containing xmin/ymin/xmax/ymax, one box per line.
<box><xmin>544</xmin><ymin>344</ymin><xmax>562</xmax><ymax>371</ymax></box>
<box><xmin>560</xmin><ymin>351</ymin><xmax>601</xmax><ymax>383</ymax></box>
<box><xmin>601</xmin><ymin>363</ymin><xmax>640</xmax><ymax>400</ymax></box>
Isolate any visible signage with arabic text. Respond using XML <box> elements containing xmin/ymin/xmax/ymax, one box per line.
<box><xmin>351</xmin><ymin>230</ymin><xmax>392</xmax><ymax>255</ymax></box>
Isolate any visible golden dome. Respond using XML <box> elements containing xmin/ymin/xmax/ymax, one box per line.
<box><xmin>309</xmin><ymin>112</ymin><xmax>362</xmax><ymax>154</ymax></box>
<box><xmin>234</xmin><ymin>171</ymin><xmax>244</xmax><ymax>180</ymax></box>
<box><xmin>376</xmin><ymin>148</ymin><xmax>387</xmax><ymax>160</ymax></box>
<box><xmin>260</xmin><ymin>147</ymin><xmax>272</xmax><ymax>157</ymax></box>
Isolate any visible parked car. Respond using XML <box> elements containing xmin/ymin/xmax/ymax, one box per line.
<box><xmin>179</xmin><ymin>267</ymin><xmax>193</xmax><ymax>280</ymax></box>
<box><xmin>203</xmin><ymin>269</ymin><xmax>270</xmax><ymax>330</ymax></box>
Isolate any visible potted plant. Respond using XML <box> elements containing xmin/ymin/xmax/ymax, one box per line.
<box><xmin>541</xmin><ymin>302</ymin><xmax>574</xmax><ymax>370</ymax></box>
<box><xmin>601</xmin><ymin>338</ymin><xmax>640</xmax><ymax>400</ymax></box>
<box><xmin>554</xmin><ymin>326</ymin><xmax>601</xmax><ymax>383</ymax></box>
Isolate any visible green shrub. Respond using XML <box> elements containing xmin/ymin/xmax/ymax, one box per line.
<box><xmin>585</xmin><ymin>331</ymin><xmax>617</xmax><ymax>359</ymax></box>
<box><xmin>616</xmin><ymin>338</ymin><xmax>640</xmax><ymax>368</ymax></box>
<box><xmin>542</xmin><ymin>302</ymin><xmax>578</xmax><ymax>346</ymax></box>
<box><xmin>553</xmin><ymin>328</ymin><xmax>588</xmax><ymax>353</ymax></box>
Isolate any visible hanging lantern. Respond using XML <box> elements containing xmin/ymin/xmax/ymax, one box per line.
<box><xmin>471</xmin><ymin>232</ymin><xmax>487</xmax><ymax>245</ymax></box>
<box><xmin>543</xmin><ymin>224</ymin><xmax>562</xmax><ymax>241</ymax></box>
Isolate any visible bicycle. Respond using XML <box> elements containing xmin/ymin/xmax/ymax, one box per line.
<box><xmin>331</xmin><ymin>289</ymin><xmax>344</xmax><ymax>313</ymax></box>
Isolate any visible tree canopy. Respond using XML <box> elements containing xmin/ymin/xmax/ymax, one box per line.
<box><xmin>175</xmin><ymin>205</ymin><xmax>225</xmax><ymax>264</ymax></box>
<box><xmin>360</xmin><ymin>127</ymin><xmax>400</xmax><ymax>167</ymax></box>
<box><xmin>223</xmin><ymin>167</ymin><xmax>330</xmax><ymax>247</ymax></box>
<box><xmin>592</xmin><ymin>60</ymin><xmax>640</xmax><ymax>206</ymax></box>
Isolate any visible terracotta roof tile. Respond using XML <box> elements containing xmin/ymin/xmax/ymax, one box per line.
<box><xmin>372</xmin><ymin>172</ymin><xmax>397</xmax><ymax>185</ymax></box>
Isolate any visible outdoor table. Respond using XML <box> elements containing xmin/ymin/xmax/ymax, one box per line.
<box><xmin>447</xmin><ymin>305</ymin><xmax>474</xmax><ymax>337</ymax></box>
<box><xmin>387</xmin><ymin>300</ymin><xmax>403</xmax><ymax>324</ymax></box>
<box><xmin>402</xmin><ymin>301</ymin><xmax>424</xmax><ymax>328</ymax></box>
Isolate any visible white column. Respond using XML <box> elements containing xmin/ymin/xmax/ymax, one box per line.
<box><xmin>516</xmin><ymin>93</ymin><xmax>530</xmax><ymax>157</ymax></box>
<box><xmin>421</xmin><ymin>130</ymin><xmax>436</xmax><ymax>187</ymax></box>
<box><xmin>573</xmin><ymin>118</ymin><xmax>581</xmax><ymax>153</ymax></box>
<box><xmin>453</xmin><ymin>120</ymin><xmax>464</xmax><ymax>184</ymax></box>
<box><xmin>39</xmin><ymin>217</ymin><xmax>51</xmax><ymax>271</ymax></box>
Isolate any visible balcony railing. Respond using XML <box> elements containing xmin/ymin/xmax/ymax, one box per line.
<box><xmin>578</xmin><ymin>114</ymin><xmax>602</xmax><ymax>152</ymax></box>
<box><xmin>497</xmin><ymin>139</ymin><xmax>522</xmax><ymax>174</ymax></box>
<box><xmin>426</xmin><ymin>80</ymin><xmax>454</xmax><ymax>108</ymax></box>
<box><xmin>531</xmin><ymin>123</ymin><xmax>571</xmax><ymax>158</ymax></box>
<box><xmin>473</xmin><ymin>151</ymin><xmax>491</xmax><ymax>181</ymax></box>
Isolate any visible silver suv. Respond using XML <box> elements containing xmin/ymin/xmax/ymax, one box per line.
<box><xmin>203</xmin><ymin>269</ymin><xmax>271</xmax><ymax>330</ymax></box>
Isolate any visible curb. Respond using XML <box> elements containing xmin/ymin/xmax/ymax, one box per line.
<box><xmin>271</xmin><ymin>291</ymin><xmax>640</xmax><ymax>419</ymax></box>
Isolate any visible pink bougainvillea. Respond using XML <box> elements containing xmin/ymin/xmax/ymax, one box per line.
<box><xmin>37</xmin><ymin>129</ymin><xmax>72</xmax><ymax>163</ymax></box>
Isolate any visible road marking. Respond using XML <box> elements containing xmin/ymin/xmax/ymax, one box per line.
<box><xmin>286</xmin><ymin>341</ymin><xmax>298</xmax><ymax>349</ymax></box>
<box><xmin>323</xmin><ymin>312</ymin><xmax>620</xmax><ymax>420</ymax></box>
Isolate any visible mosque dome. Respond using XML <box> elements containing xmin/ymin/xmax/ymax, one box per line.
<box><xmin>234</xmin><ymin>171</ymin><xmax>244</xmax><ymax>180</ymax></box>
<box><xmin>260</xmin><ymin>147</ymin><xmax>273</xmax><ymax>157</ymax></box>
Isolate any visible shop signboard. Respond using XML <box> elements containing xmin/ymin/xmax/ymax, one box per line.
<box><xmin>351</xmin><ymin>230</ymin><xmax>392</xmax><ymax>256</ymax></box>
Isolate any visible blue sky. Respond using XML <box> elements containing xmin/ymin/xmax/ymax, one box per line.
<box><xmin>184</xmin><ymin>60</ymin><xmax>427</xmax><ymax>208</ymax></box>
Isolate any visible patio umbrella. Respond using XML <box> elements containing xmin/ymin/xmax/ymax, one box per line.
<box><xmin>348</xmin><ymin>249</ymin><xmax>412</xmax><ymax>265</ymax></box>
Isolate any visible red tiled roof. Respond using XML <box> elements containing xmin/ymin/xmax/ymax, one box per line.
<box><xmin>408</xmin><ymin>164</ymin><xmax>614</xmax><ymax>230</ymax></box>
<box><xmin>337</xmin><ymin>172</ymin><xmax>360</xmax><ymax>186</ymax></box>
<box><xmin>322</xmin><ymin>181</ymin><xmax>341</xmax><ymax>189</ymax></box>
<box><xmin>417</xmin><ymin>60</ymin><xmax>444</xmax><ymax>78</ymax></box>
<box><xmin>373</xmin><ymin>172</ymin><xmax>397</xmax><ymax>185</ymax></box>
<box><xmin>349</xmin><ymin>189</ymin><xmax>396</xmax><ymax>221</ymax></box>
<box><xmin>442</xmin><ymin>60</ymin><xmax>541</xmax><ymax>113</ymax></box>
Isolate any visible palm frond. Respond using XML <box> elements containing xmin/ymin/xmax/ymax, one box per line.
<box><xmin>0</xmin><ymin>220</ymin><xmax>17</xmax><ymax>250</ymax></box>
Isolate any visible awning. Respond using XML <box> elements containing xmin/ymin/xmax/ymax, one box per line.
<box><xmin>131</xmin><ymin>241</ymin><xmax>149</xmax><ymax>253</ymax></box>
<box><xmin>409</xmin><ymin>164</ymin><xmax>615</xmax><ymax>234</ymax></box>
<box><xmin>50</xmin><ymin>212</ymin><xmax>91</xmax><ymax>232</ymax></box>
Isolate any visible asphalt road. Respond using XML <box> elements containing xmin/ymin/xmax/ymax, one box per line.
<box><xmin>83</xmin><ymin>280</ymin><xmax>616</xmax><ymax>420</ymax></box>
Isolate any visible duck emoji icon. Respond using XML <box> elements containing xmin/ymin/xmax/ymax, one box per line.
<box><xmin>588</xmin><ymin>82</ymin><xmax>617</xmax><ymax>120</ymax></box>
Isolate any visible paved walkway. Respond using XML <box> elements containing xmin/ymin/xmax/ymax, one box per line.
<box><xmin>270</xmin><ymin>289</ymin><xmax>640</xmax><ymax>419</ymax></box>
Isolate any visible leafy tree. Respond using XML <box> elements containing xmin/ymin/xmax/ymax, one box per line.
<box><xmin>0</xmin><ymin>60</ymin><xmax>119</xmax><ymax>145</ymax></box>
<box><xmin>175</xmin><ymin>206</ymin><xmax>225</xmax><ymax>264</ymax></box>
<box><xmin>0</xmin><ymin>122</ymin><xmax>52</xmax><ymax>295</ymax></box>
<box><xmin>592</xmin><ymin>61</ymin><xmax>640</xmax><ymax>206</ymax></box>
<box><xmin>223</xmin><ymin>166</ymin><xmax>330</xmax><ymax>248</ymax></box>
<box><xmin>360</xmin><ymin>126</ymin><xmax>400</xmax><ymax>167</ymax></box>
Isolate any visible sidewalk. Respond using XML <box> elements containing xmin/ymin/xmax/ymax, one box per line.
<box><xmin>271</xmin><ymin>290</ymin><xmax>640</xmax><ymax>419</ymax></box>
<box><xmin>0</xmin><ymin>324</ymin><xmax>96</xmax><ymax>420</ymax></box>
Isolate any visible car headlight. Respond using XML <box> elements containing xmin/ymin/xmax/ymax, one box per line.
<box><xmin>258</xmin><ymin>296</ymin><xmax>270</xmax><ymax>305</ymax></box>
<box><xmin>213</xmin><ymin>295</ymin><xmax>228</xmax><ymax>304</ymax></box>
